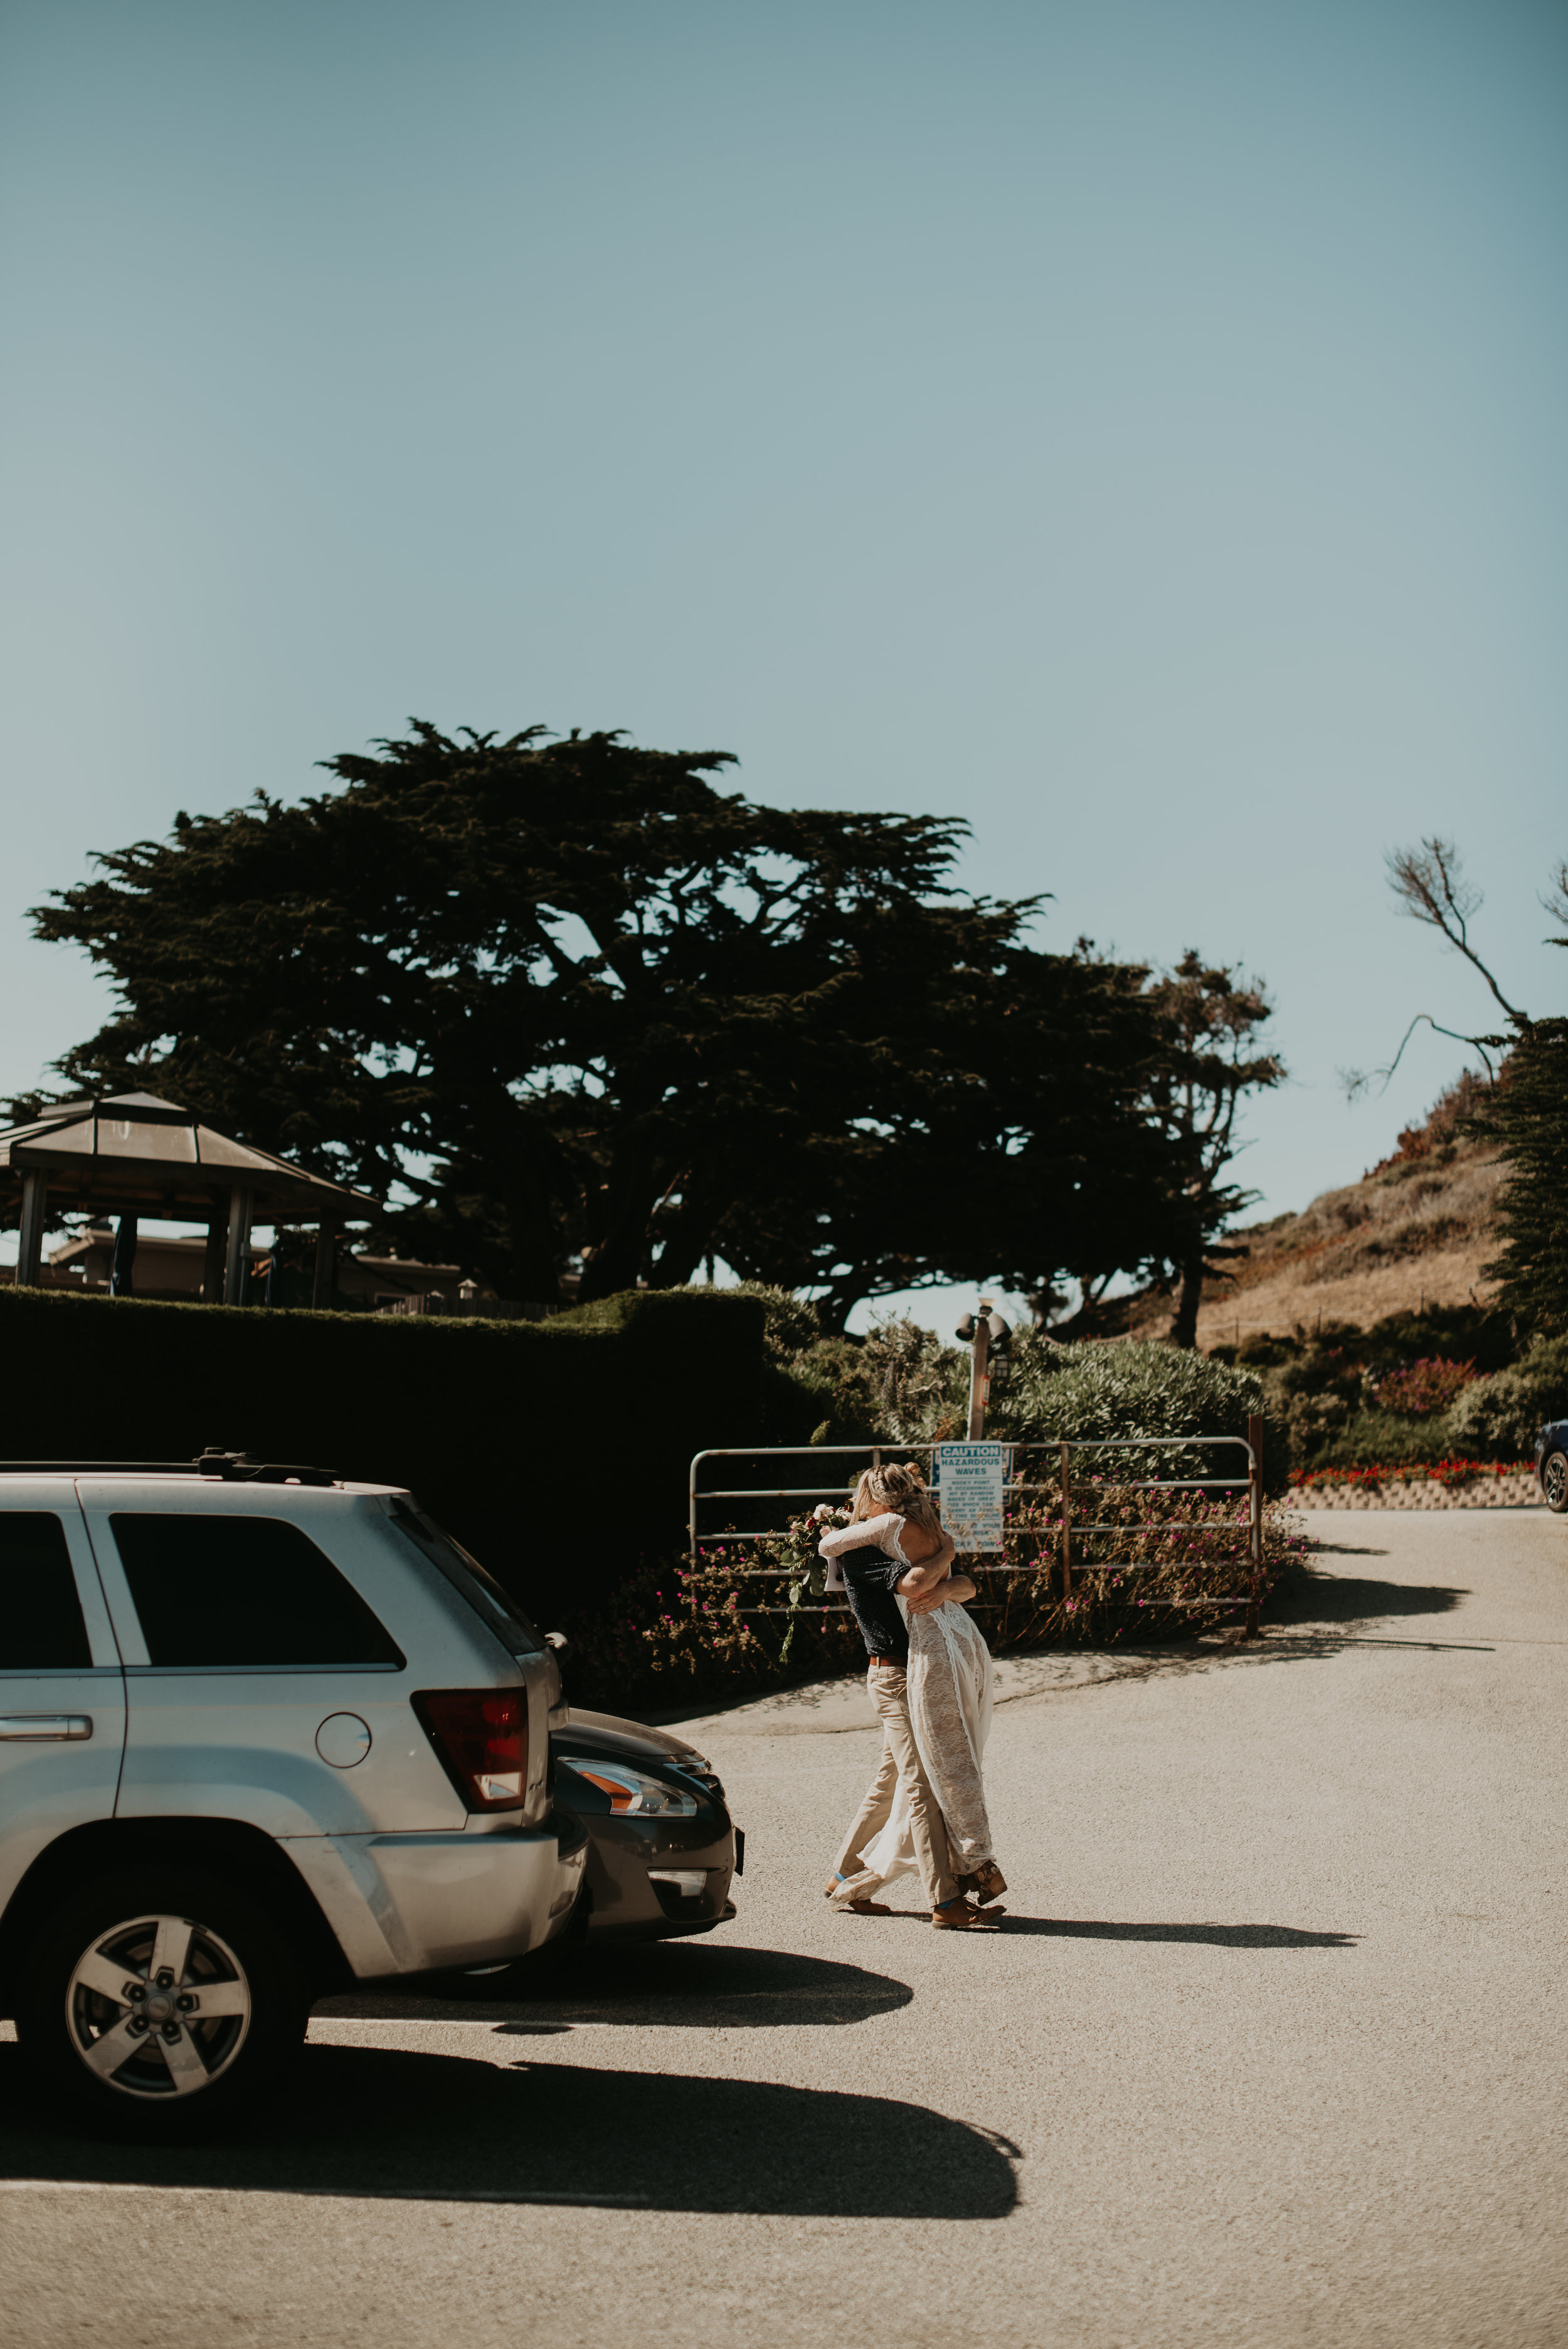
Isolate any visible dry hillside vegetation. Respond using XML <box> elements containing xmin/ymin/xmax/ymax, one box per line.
<box><xmin>1128</xmin><ymin>1080</ymin><xmax>1502</xmax><ymax>1347</ymax></box>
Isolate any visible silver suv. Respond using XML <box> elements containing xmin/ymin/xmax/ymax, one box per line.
<box><xmin>0</xmin><ymin>1455</ymin><xmax>587</xmax><ymax>2131</ymax></box>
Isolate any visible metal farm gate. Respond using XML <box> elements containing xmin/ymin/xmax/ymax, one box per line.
<box><xmin>690</xmin><ymin>1418</ymin><xmax>1268</xmax><ymax>1637</ymax></box>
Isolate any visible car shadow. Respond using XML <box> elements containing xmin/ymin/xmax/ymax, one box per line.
<box><xmin>318</xmin><ymin>1940</ymin><xmax>914</xmax><ymax>2030</ymax></box>
<box><xmin>0</xmin><ymin>2040</ymin><xmax>1017</xmax><ymax>2217</ymax></box>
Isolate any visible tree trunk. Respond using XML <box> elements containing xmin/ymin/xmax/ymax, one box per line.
<box><xmin>1168</xmin><ymin>1256</ymin><xmax>1205</xmax><ymax>1349</ymax></box>
<box><xmin>575</xmin><ymin>1126</ymin><xmax>663</xmax><ymax>1304</ymax></box>
<box><xmin>644</xmin><ymin>1182</ymin><xmax>720</xmax><ymax>1290</ymax></box>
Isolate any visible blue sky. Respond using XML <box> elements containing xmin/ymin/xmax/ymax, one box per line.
<box><xmin>2</xmin><ymin>0</ymin><xmax>1564</xmax><ymax>1327</ymax></box>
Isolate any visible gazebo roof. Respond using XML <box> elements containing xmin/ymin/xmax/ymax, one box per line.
<box><xmin>0</xmin><ymin>1091</ymin><xmax>377</xmax><ymax>1224</ymax></box>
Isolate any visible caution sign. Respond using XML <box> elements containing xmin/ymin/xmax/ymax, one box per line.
<box><xmin>934</xmin><ymin>1441</ymin><xmax>1009</xmax><ymax>1551</ymax></box>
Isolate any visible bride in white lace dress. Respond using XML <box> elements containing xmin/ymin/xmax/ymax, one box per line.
<box><xmin>817</xmin><ymin>1461</ymin><xmax>1006</xmax><ymax>1918</ymax></box>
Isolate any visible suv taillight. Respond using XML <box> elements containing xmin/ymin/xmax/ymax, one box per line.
<box><xmin>412</xmin><ymin>1689</ymin><xmax>528</xmax><ymax>1811</ymax></box>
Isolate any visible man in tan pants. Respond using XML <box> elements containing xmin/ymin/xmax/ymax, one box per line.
<box><xmin>832</xmin><ymin>1657</ymin><xmax>961</xmax><ymax>1907</ymax></box>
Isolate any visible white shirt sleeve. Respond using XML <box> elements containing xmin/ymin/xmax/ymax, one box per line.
<box><xmin>817</xmin><ymin>1513</ymin><xmax>904</xmax><ymax>1591</ymax></box>
<box><xmin>815</xmin><ymin>1512</ymin><xmax>900</xmax><ymax>1559</ymax></box>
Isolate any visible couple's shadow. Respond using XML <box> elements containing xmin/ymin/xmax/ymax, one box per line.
<box><xmin>871</xmin><ymin>1911</ymin><xmax>1357</xmax><ymax>1949</ymax></box>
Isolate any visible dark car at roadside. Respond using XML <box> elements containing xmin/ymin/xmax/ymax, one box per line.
<box><xmin>1537</xmin><ymin>1422</ymin><xmax>1568</xmax><ymax>1514</ymax></box>
<box><xmin>549</xmin><ymin>1706</ymin><xmax>740</xmax><ymax>1943</ymax></box>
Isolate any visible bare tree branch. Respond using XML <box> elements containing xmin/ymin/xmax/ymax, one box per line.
<box><xmin>1385</xmin><ymin>837</ymin><xmax>1524</xmax><ymax>1021</ymax></box>
<box><xmin>1340</xmin><ymin>1011</ymin><xmax>1498</xmax><ymax>1101</ymax></box>
<box><xmin>1540</xmin><ymin>859</ymin><xmax>1568</xmax><ymax>949</ymax></box>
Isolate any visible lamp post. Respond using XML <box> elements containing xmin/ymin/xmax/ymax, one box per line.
<box><xmin>953</xmin><ymin>1298</ymin><xmax>1012</xmax><ymax>1439</ymax></box>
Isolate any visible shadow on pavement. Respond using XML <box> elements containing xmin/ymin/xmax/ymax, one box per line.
<box><xmin>995</xmin><ymin>1918</ymin><xmax>1358</xmax><ymax>1948</ymax></box>
<box><xmin>1118</xmin><ymin>1564</ymin><xmax>1479</xmax><ymax>1680</ymax></box>
<box><xmin>1271</xmin><ymin>1565</ymin><xmax>1466</xmax><ymax>1629</ymax></box>
<box><xmin>0</xmin><ymin>2040</ymin><xmax>1017</xmax><ymax>2217</ymax></box>
<box><xmin>320</xmin><ymin>1941</ymin><xmax>914</xmax><ymax>2029</ymax></box>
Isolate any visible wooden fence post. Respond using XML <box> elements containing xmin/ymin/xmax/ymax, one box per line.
<box><xmin>1059</xmin><ymin>1440</ymin><xmax>1072</xmax><ymax>1599</ymax></box>
<box><xmin>1246</xmin><ymin>1411</ymin><xmax>1263</xmax><ymax>1638</ymax></box>
<box><xmin>968</xmin><ymin>1314</ymin><xmax>992</xmax><ymax>1440</ymax></box>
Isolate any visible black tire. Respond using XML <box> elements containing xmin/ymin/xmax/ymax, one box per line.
<box><xmin>13</xmin><ymin>1865</ymin><xmax>309</xmax><ymax>2136</ymax></box>
<box><xmin>1543</xmin><ymin>1450</ymin><xmax>1568</xmax><ymax>1515</ymax></box>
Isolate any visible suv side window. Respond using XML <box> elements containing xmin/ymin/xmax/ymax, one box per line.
<box><xmin>0</xmin><ymin>1514</ymin><xmax>93</xmax><ymax>1670</ymax></box>
<box><xmin>109</xmin><ymin>1515</ymin><xmax>405</xmax><ymax>1670</ymax></box>
<box><xmin>383</xmin><ymin>1498</ymin><xmax>543</xmax><ymax>1661</ymax></box>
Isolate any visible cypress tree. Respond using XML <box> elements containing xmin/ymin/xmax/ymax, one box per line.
<box><xmin>1471</xmin><ymin>1019</ymin><xmax>1568</xmax><ymax>1334</ymax></box>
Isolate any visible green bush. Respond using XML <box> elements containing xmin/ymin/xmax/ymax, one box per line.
<box><xmin>756</xmin><ymin>1318</ymin><xmax>970</xmax><ymax>1449</ymax></box>
<box><xmin>758</xmin><ymin>1308</ymin><xmax>1292</xmax><ymax>1482</ymax></box>
<box><xmin>996</xmin><ymin>1337</ymin><xmax>1290</xmax><ymax>1495</ymax></box>
<box><xmin>1210</xmin><ymin>1305</ymin><xmax>1536</xmax><ymax>1473</ymax></box>
<box><xmin>1290</xmin><ymin>1407</ymin><xmax>1463</xmax><ymax>1471</ymax></box>
<box><xmin>759</xmin><ymin>1335</ymin><xmax>871</xmax><ymax>1445</ymax></box>
<box><xmin>1446</xmin><ymin>1335</ymin><xmax>1568</xmax><ymax>1459</ymax></box>
<box><xmin>0</xmin><ymin>1284</ymin><xmax>765</xmax><ymax>1621</ymax></box>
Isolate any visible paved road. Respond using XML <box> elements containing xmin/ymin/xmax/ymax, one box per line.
<box><xmin>3</xmin><ymin>1509</ymin><xmax>1565</xmax><ymax>2348</ymax></box>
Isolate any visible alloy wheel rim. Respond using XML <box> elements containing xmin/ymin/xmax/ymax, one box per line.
<box><xmin>1547</xmin><ymin>1456</ymin><xmax>1567</xmax><ymax>1507</ymax></box>
<box><xmin>65</xmin><ymin>1913</ymin><xmax>252</xmax><ymax>2099</ymax></box>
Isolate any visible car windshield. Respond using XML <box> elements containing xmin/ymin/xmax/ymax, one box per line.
<box><xmin>384</xmin><ymin>1498</ymin><xmax>544</xmax><ymax>1660</ymax></box>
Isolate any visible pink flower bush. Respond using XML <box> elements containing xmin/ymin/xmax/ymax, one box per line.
<box><xmin>1372</xmin><ymin>1357</ymin><xmax>1481</xmax><ymax>1418</ymax></box>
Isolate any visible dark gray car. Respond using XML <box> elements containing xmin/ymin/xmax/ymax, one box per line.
<box><xmin>550</xmin><ymin>1707</ymin><xmax>739</xmax><ymax>1943</ymax></box>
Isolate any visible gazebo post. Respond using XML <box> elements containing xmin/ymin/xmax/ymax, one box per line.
<box><xmin>223</xmin><ymin>1187</ymin><xmax>253</xmax><ymax>1305</ymax></box>
<box><xmin>201</xmin><ymin>1217</ymin><xmax>226</xmax><ymax>1302</ymax></box>
<box><xmin>16</xmin><ymin>1170</ymin><xmax>48</xmax><ymax>1286</ymax></box>
<box><xmin>312</xmin><ymin>1225</ymin><xmax>337</xmax><ymax>1311</ymax></box>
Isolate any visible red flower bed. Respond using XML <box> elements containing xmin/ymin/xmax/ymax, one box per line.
<box><xmin>1289</xmin><ymin>1458</ymin><xmax>1531</xmax><ymax>1491</ymax></box>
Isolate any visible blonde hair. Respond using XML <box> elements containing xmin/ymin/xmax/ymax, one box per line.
<box><xmin>849</xmin><ymin>1460</ymin><xmax>941</xmax><ymax>1537</ymax></box>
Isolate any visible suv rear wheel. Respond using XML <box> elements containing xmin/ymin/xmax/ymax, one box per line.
<box><xmin>15</xmin><ymin>1867</ymin><xmax>308</xmax><ymax>2131</ymax></box>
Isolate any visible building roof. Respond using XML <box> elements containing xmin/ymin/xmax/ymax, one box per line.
<box><xmin>0</xmin><ymin>1092</ymin><xmax>377</xmax><ymax>1224</ymax></box>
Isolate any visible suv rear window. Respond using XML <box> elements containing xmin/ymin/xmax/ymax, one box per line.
<box><xmin>384</xmin><ymin>1500</ymin><xmax>543</xmax><ymax>1662</ymax></box>
<box><xmin>0</xmin><ymin>1515</ymin><xmax>92</xmax><ymax>1670</ymax></box>
<box><xmin>109</xmin><ymin>1515</ymin><xmax>405</xmax><ymax>1670</ymax></box>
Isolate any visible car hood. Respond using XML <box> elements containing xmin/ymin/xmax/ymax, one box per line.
<box><xmin>553</xmin><ymin>1705</ymin><xmax>707</xmax><ymax>1767</ymax></box>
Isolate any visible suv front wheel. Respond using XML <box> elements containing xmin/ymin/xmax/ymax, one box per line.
<box><xmin>15</xmin><ymin>1868</ymin><xmax>308</xmax><ymax>2131</ymax></box>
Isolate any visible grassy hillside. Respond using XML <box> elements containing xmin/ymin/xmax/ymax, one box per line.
<box><xmin>1128</xmin><ymin>1076</ymin><xmax>1501</xmax><ymax>1349</ymax></box>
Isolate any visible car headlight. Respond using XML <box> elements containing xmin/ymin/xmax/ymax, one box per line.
<box><xmin>557</xmin><ymin>1756</ymin><xmax>699</xmax><ymax>1817</ymax></box>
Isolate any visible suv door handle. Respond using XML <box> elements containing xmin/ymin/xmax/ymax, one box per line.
<box><xmin>0</xmin><ymin>1715</ymin><xmax>93</xmax><ymax>1741</ymax></box>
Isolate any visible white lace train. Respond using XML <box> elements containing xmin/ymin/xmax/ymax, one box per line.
<box><xmin>845</xmin><ymin>1596</ymin><xmax>997</xmax><ymax>1901</ymax></box>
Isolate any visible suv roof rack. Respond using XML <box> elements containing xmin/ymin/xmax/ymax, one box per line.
<box><xmin>0</xmin><ymin>1450</ymin><xmax>341</xmax><ymax>1487</ymax></box>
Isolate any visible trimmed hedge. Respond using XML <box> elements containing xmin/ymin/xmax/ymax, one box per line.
<box><xmin>0</xmin><ymin>1285</ymin><xmax>764</xmax><ymax>1621</ymax></box>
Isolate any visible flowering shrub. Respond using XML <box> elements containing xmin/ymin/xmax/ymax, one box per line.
<box><xmin>564</xmin><ymin>1479</ymin><xmax>1310</xmax><ymax>1713</ymax></box>
<box><xmin>1290</xmin><ymin>1457</ymin><xmax>1531</xmax><ymax>1490</ymax></box>
<box><xmin>681</xmin><ymin>1483</ymin><xmax>1306</xmax><ymax>1662</ymax></box>
<box><xmin>1371</xmin><ymin>1357</ymin><xmax>1480</xmax><ymax>1418</ymax></box>
<box><xmin>564</xmin><ymin>1554</ymin><xmax>789</xmax><ymax>1713</ymax></box>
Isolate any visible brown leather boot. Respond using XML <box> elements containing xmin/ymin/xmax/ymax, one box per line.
<box><xmin>931</xmin><ymin>1896</ymin><xmax>1004</xmax><ymax>1929</ymax></box>
<box><xmin>956</xmin><ymin>1861</ymin><xmax>1008</xmax><ymax>1906</ymax></box>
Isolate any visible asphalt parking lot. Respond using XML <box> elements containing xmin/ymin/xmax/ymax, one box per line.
<box><xmin>3</xmin><ymin>1507</ymin><xmax>1565</xmax><ymax>2349</ymax></box>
